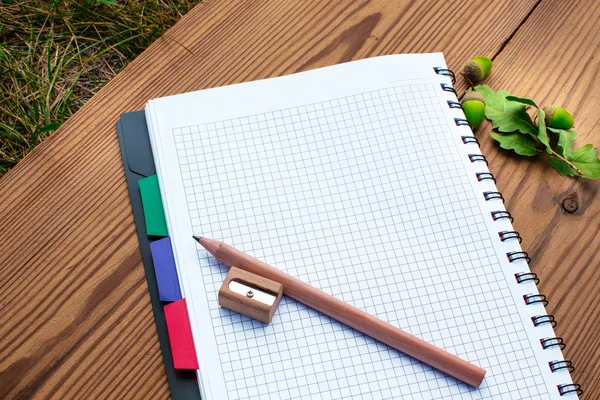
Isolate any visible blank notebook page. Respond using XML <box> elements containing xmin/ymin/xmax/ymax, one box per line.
<box><xmin>146</xmin><ymin>54</ymin><xmax>570</xmax><ymax>399</ymax></box>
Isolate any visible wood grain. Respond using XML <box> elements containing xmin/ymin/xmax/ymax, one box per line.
<box><xmin>4</xmin><ymin>0</ymin><xmax>593</xmax><ymax>397</ymax></box>
<box><xmin>469</xmin><ymin>0</ymin><xmax>600</xmax><ymax>396</ymax></box>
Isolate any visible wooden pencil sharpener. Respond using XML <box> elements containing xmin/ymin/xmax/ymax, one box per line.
<box><xmin>218</xmin><ymin>267</ymin><xmax>283</xmax><ymax>324</ymax></box>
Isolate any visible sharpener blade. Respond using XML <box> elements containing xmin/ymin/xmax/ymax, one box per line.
<box><xmin>229</xmin><ymin>280</ymin><xmax>277</xmax><ymax>306</ymax></box>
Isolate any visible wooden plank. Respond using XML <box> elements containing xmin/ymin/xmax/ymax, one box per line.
<box><xmin>472</xmin><ymin>0</ymin><xmax>600</xmax><ymax>397</ymax></box>
<box><xmin>0</xmin><ymin>0</ymin><xmax>540</xmax><ymax>398</ymax></box>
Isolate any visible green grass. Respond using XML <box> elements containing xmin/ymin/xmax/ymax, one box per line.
<box><xmin>0</xmin><ymin>0</ymin><xmax>200</xmax><ymax>175</ymax></box>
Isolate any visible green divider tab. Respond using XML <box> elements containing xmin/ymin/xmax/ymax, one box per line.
<box><xmin>139</xmin><ymin>174</ymin><xmax>168</xmax><ymax>237</ymax></box>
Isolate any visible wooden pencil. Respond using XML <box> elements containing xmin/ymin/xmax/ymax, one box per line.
<box><xmin>194</xmin><ymin>236</ymin><xmax>486</xmax><ymax>388</ymax></box>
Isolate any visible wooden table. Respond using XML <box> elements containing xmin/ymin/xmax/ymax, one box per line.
<box><xmin>1</xmin><ymin>0</ymin><xmax>599</xmax><ymax>398</ymax></box>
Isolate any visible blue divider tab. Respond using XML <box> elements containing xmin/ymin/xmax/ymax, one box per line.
<box><xmin>150</xmin><ymin>237</ymin><xmax>182</xmax><ymax>301</ymax></box>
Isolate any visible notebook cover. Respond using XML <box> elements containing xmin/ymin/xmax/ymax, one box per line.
<box><xmin>116</xmin><ymin>111</ymin><xmax>201</xmax><ymax>399</ymax></box>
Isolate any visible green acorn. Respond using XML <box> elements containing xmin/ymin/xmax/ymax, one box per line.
<box><xmin>542</xmin><ymin>105</ymin><xmax>574</xmax><ymax>129</ymax></box>
<box><xmin>461</xmin><ymin>91</ymin><xmax>486</xmax><ymax>128</ymax></box>
<box><xmin>463</xmin><ymin>56</ymin><xmax>493</xmax><ymax>85</ymax></box>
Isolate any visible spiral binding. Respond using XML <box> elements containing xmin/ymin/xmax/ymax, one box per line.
<box><xmin>484</xmin><ymin>191</ymin><xmax>504</xmax><ymax>202</ymax></box>
<box><xmin>434</xmin><ymin>67</ymin><xmax>581</xmax><ymax>397</ymax></box>
<box><xmin>531</xmin><ymin>314</ymin><xmax>556</xmax><ymax>327</ymax></box>
<box><xmin>468</xmin><ymin>154</ymin><xmax>488</xmax><ymax>164</ymax></box>
<box><xmin>499</xmin><ymin>230</ymin><xmax>522</xmax><ymax>243</ymax></box>
<box><xmin>558</xmin><ymin>384</ymin><xmax>583</xmax><ymax>396</ymax></box>
<box><xmin>433</xmin><ymin>67</ymin><xmax>456</xmax><ymax>83</ymax></box>
<box><xmin>476</xmin><ymin>172</ymin><xmax>495</xmax><ymax>182</ymax></box>
<box><xmin>508</xmin><ymin>251</ymin><xmax>531</xmax><ymax>263</ymax></box>
<box><xmin>541</xmin><ymin>337</ymin><xmax>566</xmax><ymax>350</ymax></box>
<box><xmin>491</xmin><ymin>210</ymin><xmax>513</xmax><ymax>222</ymax></box>
<box><xmin>461</xmin><ymin>136</ymin><xmax>479</xmax><ymax>145</ymax></box>
<box><xmin>516</xmin><ymin>272</ymin><xmax>539</xmax><ymax>284</ymax></box>
<box><xmin>550</xmin><ymin>360</ymin><xmax>574</xmax><ymax>373</ymax></box>
<box><xmin>524</xmin><ymin>293</ymin><xmax>548</xmax><ymax>306</ymax></box>
<box><xmin>440</xmin><ymin>83</ymin><xmax>456</xmax><ymax>94</ymax></box>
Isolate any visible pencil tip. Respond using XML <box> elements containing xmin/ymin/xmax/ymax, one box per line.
<box><xmin>192</xmin><ymin>235</ymin><xmax>202</xmax><ymax>242</ymax></box>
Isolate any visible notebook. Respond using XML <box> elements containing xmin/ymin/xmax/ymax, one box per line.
<box><xmin>140</xmin><ymin>53</ymin><xmax>579</xmax><ymax>399</ymax></box>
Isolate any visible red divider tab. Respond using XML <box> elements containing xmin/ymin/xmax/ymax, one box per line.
<box><xmin>164</xmin><ymin>299</ymin><xmax>199</xmax><ymax>369</ymax></box>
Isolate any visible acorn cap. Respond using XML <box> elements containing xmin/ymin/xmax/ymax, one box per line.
<box><xmin>461</xmin><ymin>92</ymin><xmax>486</xmax><ymax>128</ymax></box>
<box><xmin>543</xmin><ymin>105</ymin><xmax>574</xmax><ymax>129</ymax></box>
<box><xmin>462</xmin><ymin>91</ymin><xmax>486</xmax><ymax>105</ymax></box>
<box><xmin>542</xmin><ymin>105</ymin><xmax>557</xmax><ymax>126</ymax></box>
<box><xmin>463</xmin><ymin>60</ymin><xmax>484</xmax><ymax>84</ymax></box>
<box><xmin>462</xmin><ymin>56</ymin><xmax>493</xmax><ymax>85</ymax></box>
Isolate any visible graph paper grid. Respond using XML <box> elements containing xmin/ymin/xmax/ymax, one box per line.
<box><xmin>173</xmin><ymin>83</ymin><xmax>548</xmax><ymax>400</ymax></box>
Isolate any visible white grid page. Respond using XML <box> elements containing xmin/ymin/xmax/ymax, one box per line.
<box><xmin>174</xmin><ymin>84</ymin><xmax>548</xmax><ymax>400</ymax></box>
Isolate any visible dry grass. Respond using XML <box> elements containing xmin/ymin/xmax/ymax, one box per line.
<box><xmin>0</xmin><ymin>0</ymin><xmax>200</xmax><ymax>175</ymax></box>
